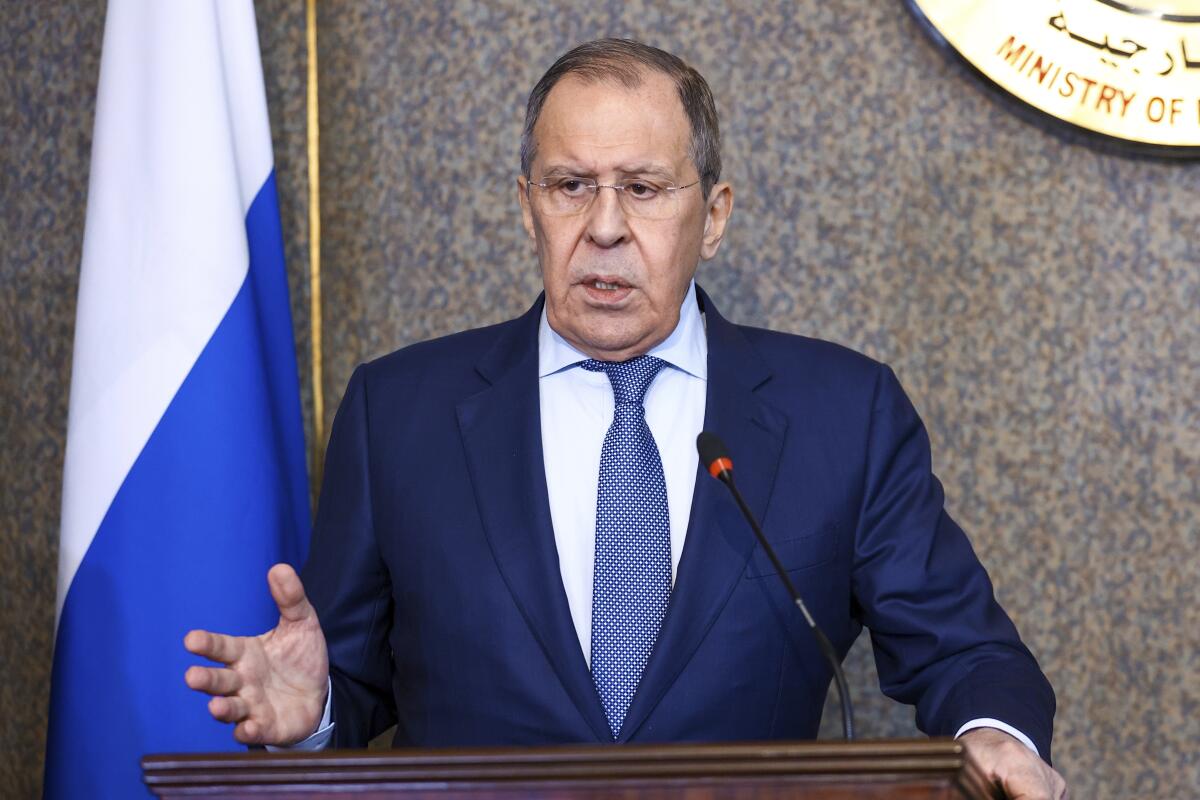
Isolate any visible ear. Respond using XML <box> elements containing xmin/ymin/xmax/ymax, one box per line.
<box><xmin>700</xmin><ymin>182</ymin><xmax>733</xmax><ymax>261</ymax></box>
<box><xmin>516</xmin><ymin>176</ymin><xmax>538</xmax><ymax>253</ymax></box>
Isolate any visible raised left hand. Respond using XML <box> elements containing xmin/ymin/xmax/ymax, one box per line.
<box><xmin>960</xmin><ymin>728</ymin><xmax>1068</xmax><ymax>800</ymax></box>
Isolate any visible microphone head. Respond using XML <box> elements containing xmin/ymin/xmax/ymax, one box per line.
<box><xmin>696</xmin><ymin>431</ymin><xmax>733</xmax><ymax>479</ymax></box>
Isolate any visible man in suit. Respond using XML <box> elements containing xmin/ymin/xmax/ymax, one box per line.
<box><xmin>185</xmin><ymin>39</ymin><xmax>1067</xmax><ymax>799</ymax></box>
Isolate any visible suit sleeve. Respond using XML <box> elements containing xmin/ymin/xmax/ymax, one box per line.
<box><xmin>301</xmin><ymin>365</ymin><xmax>398</xmax><ymax>747</ymax></box>
<box><xmin>851</xmin><ymin>365</ymin><xmax>1056</xmax><ymax>763</ymax></box>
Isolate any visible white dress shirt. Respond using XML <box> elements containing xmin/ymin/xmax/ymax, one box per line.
<box><xmin>284</xmin><ymin>281</ymin><xmax>1037</xmax><ymax>757</ymax></box>
<box><xmin>539</xmin><ymin>282</ymin><xmax>707</xmax><ymax>665</ymax></box>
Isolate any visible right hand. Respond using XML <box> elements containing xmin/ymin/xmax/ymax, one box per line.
<box><xmin>184</xmin><ymin>563</ymin><xmax>329</xmax><ymax>746</ymax></box>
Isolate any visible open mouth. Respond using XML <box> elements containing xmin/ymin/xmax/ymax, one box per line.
<box><xmin>592</xmin><ymin>280</ymin><xmax>624</xmax><ymax>290</ymax></box>
<box><xmin>580</xmin><ymin>275</ymin><xmax>634</xmax><ymax>304</ymax></box>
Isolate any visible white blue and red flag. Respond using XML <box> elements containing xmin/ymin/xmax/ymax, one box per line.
<box><xmin>46</xmin><ymin>2</ymin><xmax>310</xmax><ymax>796</ymax></box>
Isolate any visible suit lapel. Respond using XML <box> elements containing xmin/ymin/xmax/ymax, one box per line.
<box><xmin>456</xmin><ymin>298</ymin><xmax>611</xmax><ymax>743</ymax></box>
<box><xmin>620</xmin><ymin>287</ymin><xmax>788</xmax><ymax>741</ymax></box>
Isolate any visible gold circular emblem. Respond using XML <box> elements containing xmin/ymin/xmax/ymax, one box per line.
<box><xmin>908</xmin><ymin>0</ymin><xmax>1200</xmax><ymax>151</ymax></box>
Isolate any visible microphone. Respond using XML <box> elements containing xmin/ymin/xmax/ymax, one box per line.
<box><xmin>696</xmin><ymin>431</ymin><xmax>855</xmax><ymax>741</ymax></box>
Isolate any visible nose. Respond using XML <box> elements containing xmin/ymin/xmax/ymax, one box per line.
<box><xmin>585</xmin><ymin>185</ymin><xmax>630</xmax><ymax>248</ymax></box>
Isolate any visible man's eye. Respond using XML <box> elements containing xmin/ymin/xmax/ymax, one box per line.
<box><xmin>557</xmin><ymin>179</ymin><xmax>590</xmax><ymax>195</ymax></box>
<box><xmin>624</xmin><ymin>181</ymin><xmax>660</xmax><ymax>198</ymax></box>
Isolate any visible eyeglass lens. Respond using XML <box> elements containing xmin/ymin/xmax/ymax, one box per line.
<box><xmin>531</xmin><ymin>178</ymin><xmax>690</xmax><ymax>220</ymax></box>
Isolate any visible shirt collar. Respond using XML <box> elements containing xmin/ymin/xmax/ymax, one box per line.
<box><xmin>538</xmin><ymin>281</ymin><xmax>707</xmax><ymax>380</ymax></box>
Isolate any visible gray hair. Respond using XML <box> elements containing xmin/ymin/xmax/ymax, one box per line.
<box><xmin>520</xmin><ymin>38</ymin><xmax>722</xmax><ymax>197</ymax></box>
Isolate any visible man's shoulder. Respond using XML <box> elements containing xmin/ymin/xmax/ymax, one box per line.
<box><xmin>373</xmin><ymin>317</ymin><xmax>520</xmax><ymax>368</ymax></box>
<box><xmin>733</xmin><ymin>322</ymin><xmax>884</xmax><ymax>387</ymax></box>
<box><xmin>699</xmin><ymin>287</ymin><xmax>883</xmax><ymax>391</ymax></box>
<box><xmin>353</xmin><ymin>314</ymin><xmax>530</xmax><ymax>398</ymax></box>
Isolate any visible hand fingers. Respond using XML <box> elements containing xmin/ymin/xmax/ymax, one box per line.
<box><xmin>184</xmin><ymin>629</ymin><xmax>246</xmax><ymax>665</ymax></box>
<box><xmin>233</xmin><ymin>718</ymin><xmax>264</xmax><ymax>745</ymax></box>
<box><xmin>998</xmin><ymin>765</ymin><xmax>1059</xmax><ymax>800</ymax></box>
<box><xmin>267</xmin><ymin>563</ymin><xmax>316</xmax><ymax>624</ymax></box>
<box><xmin>184</xmin><ymin>665</ymin><xmax>242</xmax><ymax>696</ymax></box>
<box><xmin>207</xmin><ymin>694</ymin><xmax>250</xmax><ymax>723</ymax></box>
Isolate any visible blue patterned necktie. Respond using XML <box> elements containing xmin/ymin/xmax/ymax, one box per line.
<box><xmin>581</xmin><ymin>355</ymin><xmax>671</xmax><ymax>740</ymax></box>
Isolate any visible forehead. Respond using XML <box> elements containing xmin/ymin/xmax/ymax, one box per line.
<box><xmin>532</xmin><ymin>71</ymin><xmax>691</xmax><ymax>175</ymax></box>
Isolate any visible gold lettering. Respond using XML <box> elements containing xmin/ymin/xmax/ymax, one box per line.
<box><xmin>1077</xmin><ymin>76</ymin><xmax>1098</xmax><ymax>107</ymax></box>
<box><xmin>1027</xmin><ymin>55</ymin><xmax>1053</xmax><ymax>85</ymax></box>
<box><xmin>1119</xmin><ymin>90</ymin><xmax>1136</xmax><ymax>118</ymax></box>
<box><xmin>997</xmin><ymin>36</ymin><xmax>1027</xmax><ymax>66</ymax></box>
<box><xmin>1059</xmin><ymin>72</ymin><xmax>1077</xmax><ymax>99</ymax></box>
<box><xmin>1148</xmin><ymin>96</ymin><xmax>1166</xmax><ymax>122</ymax></box>
<box><xmin>1097</xmin><ymin>85</ymin><xmax>1117</xmax><ymax>115</ymax></box>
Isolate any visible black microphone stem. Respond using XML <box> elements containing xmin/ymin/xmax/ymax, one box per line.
<box><xmin>719</xmin><ymin>471</ymin><xmax>855</xmax><ymax>742</ymax></box>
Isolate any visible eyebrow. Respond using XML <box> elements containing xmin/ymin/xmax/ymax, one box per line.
<box><xmin>539</xmin><ymin>163</ymin><xmax>678</xmax><ymax>180</ymax></box>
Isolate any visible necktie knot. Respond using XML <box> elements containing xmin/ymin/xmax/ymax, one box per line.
<box><xmin>581</xmin><ymin>355</ymin><xmax>667</xmax><ymax>406</ymax></box>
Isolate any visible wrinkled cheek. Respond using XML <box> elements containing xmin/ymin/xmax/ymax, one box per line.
<box><xmin>536</xmin><ymin>227</ymin><xmax>574</xmax><ymax>272</ymax></box>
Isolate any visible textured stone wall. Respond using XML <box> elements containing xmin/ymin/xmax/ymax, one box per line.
<box><xmin>2</xmin><ymin>1</ymin><xmax>1196</xmax><ymax>797</ymax></box>
<box><xmin>1</xmin><ymin>4</ymin><xmax>104</xmax><ymax>796</ymax></box>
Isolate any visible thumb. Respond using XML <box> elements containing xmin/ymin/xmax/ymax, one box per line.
<box><xmin>267</xmin><ymin>563</ymin><xmax>316</xmax><ymax>624</ymax></box>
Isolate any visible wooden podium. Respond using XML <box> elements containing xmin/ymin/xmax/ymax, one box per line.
<box><xmin>142</xmin><ymin>739</ymin><xmax>1001</xmax><ymax>798</ymax></box>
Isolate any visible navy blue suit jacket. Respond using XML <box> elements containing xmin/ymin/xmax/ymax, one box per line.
<box><xmin>302</xmin><ymin>288</ymin><xmax>1055</xmax><ymax>759</ymax></box>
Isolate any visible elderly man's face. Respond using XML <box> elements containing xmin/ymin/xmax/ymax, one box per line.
<box><xmin>518</xmin><ymin>71</ymin><xmax>732</xmax><ymax>361</ymax></box>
